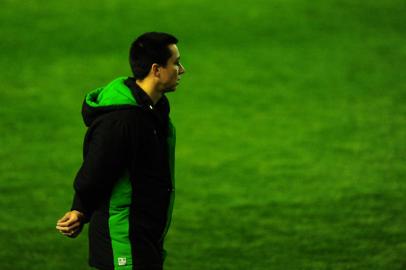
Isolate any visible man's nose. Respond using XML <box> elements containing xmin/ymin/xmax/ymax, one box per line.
<box><xmin>179</xmin><ymin>64</ymin><xmax>186</xmax><ymax>74</ymax></box>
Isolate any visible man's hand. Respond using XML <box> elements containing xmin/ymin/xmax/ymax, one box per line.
<box><xmin>56</xmin><ymin>210</ymin><xmax>85</xmax><ymax>238</ymax></box>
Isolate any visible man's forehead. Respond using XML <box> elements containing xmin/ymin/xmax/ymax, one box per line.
<box><xmin>169</xmin><ymin>44</ymin><xmax>180</xmax><ymax>59</ymax></box>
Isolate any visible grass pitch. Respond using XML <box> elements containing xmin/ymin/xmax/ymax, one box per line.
<box><xmin>0</xmin><ymin>0</ymin><xmax>405</xmax><ymax>269</ymax></box>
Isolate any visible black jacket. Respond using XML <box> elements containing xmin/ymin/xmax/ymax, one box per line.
<box><xmin>71</xmin><ymin>77</ymin><xmax>176</xmax><ymax>270</ymax></box>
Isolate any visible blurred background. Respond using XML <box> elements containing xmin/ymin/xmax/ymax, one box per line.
<box><xmin>0</xmin><ymin>0</ymin><xmax>405</xmax><ymax>269</ymax></box>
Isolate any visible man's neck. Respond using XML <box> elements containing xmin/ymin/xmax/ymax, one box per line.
<box><xmin>135</xmin><ymin>79</ymin><xmax>162</xmax><ymax>105</ymax></box>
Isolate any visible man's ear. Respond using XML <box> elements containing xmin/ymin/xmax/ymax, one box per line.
<box><xmin>151</xmin><ymin>63</ymin><xmax>160</xmax><ymax>78</ymax></box>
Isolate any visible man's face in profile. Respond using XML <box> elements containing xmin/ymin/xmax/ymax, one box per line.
<box><xmin>159</xmin><ymin>44</ymin><xmax>185</xmax><ymax>92</ymax></box>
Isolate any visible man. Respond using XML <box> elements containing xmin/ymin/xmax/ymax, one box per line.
<box><xmin>56</xmin><ymin>32</ymin><xmax>185</xmax><ymax>270</ymax></box>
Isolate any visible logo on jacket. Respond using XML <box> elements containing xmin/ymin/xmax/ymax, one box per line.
<box><xmin>118</xmin><ymin>257</ymin><xmax>127</xmax><ymax>266</ymax></box>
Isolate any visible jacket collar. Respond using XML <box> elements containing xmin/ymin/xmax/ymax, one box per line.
<box><xmin>124</xmin><ymin>77</ymin><xmax>155</xmax><ymax>107</ymax></box>
<box><xmin>124</xmin><ymin>77</ymin><xmax>170</xmax><ymax>115</ymax></box>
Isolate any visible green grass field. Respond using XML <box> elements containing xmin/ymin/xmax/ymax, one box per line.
<box><xmin>0</xmin><ymin>0</ymin><xmax>405</xmax><ymax>269</ymax></box>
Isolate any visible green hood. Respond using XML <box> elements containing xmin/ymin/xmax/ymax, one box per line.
<box><xmin>82</xmin><ymin>77</ymin><xmax>138</xmax><ymax>127</ymax></box>
<box><xmin>86</xmin><ymin>77</ymin><xmax>137</xmax><ymax>107</ymax></box>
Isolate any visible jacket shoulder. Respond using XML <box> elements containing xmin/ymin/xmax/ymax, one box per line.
<box><xmin>91</xmin><ymin>108</ymin><xmax>141</xmax><ymax>128</ymax></box>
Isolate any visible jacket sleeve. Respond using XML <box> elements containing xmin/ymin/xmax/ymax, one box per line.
<box><xmin>71</xmin><ymin>115</ymin><xmax>134</xmax><ymax>219</ymax></box>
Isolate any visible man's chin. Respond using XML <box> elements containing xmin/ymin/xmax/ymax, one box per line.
<box><xmin>164</xmin><ymin>85</ymin><xmax>178</xmax><ymax>93</ymax></box>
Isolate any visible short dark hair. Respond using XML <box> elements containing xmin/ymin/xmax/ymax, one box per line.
<box><xmin>129</xmin><ymin>32</ymin><xmax>178</xmax><ymax>79</ymax></box>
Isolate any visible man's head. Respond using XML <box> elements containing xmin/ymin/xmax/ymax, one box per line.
<box><xmin>129</xmin><ymin>32</ymin><xmax>185</xmax><ymax>92</ymax></box>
